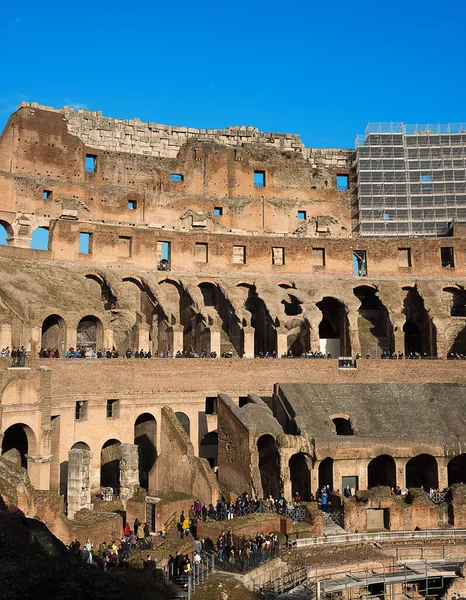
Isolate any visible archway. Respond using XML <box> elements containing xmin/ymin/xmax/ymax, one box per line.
<box><xmin>30</xmin><ymin>226</ymin><xmax>49</xmax><ymax>250</ymax></box>
<box><xmin>316</xmin><ymin>297</ymin><xmax>350</xmax><ymax>356</ymax></box>
<box><xmin>77</xmin><ymin>315</ymin><xmax>103</xmax><ymax>352</ymax></box>
<box><xmin>71</xmin><ymin>441</ymin><xmax>90</xmax><ymax>451</ymax></box>
<box><xmin>0</xmin><ymin>220</ymin><xmax>12</xmax><ymax>246</ymax></box>
<box><xmin>444</xmin><ymin>287</ymin><xmax>466</xmax><ymax>317</ymax></box>
<box><xmin>134</xmin><ymin>413</ymin><xmax>157</xmax><ymax>489</ymax></box>
<box><xmin>402</xmin><ymin>287</ymin><xmax>437</xmax><ymax>356</ymax></box>
<box><xmin>318</xmin><ymin>457</ymin><xmax>334</xmax><ymax>491</ymax></box>
<box><xmin>289</xmin><ymin>453</ymin><xmax>311</xmax><ymax>501</ymax></box>
<box><xmin>41</xmin><ymin>315</ymin><xmax>66</xmax><ymax>352</ymax></box>
<box><xmin>257</xmin><ymin>434</ymin><xmax>281</xmax><ymax>498</ymax></box>
<box><xmin>175</xmin><ymin>412</ymin><xmax>190</xmax><ymax>438</ymax></box>
<box><xmin>239</xmin><ymin>284</ymin><xmax>276</xmax><ymax>356</ymax></box>
<box><xmin>354</xmin><ymin>286</ymin><xmax>393</xmax><ymax>356</ymax></box>
<box><xmin>1</xmin><ymin>423</ymin><xmax>36</xmax><ymax>469</ymax></box>
<box><xmin>85</xmin><ymin>274</ymin><xmax>117</xmax><ymax>310</ymax></box>
<box><xmin>60</xmin><ymin>442</ymin><xmax>91</xmax><ymax>496</ymax></box>
<box><xmin>406</xmin><ymin>454</ymin><xmax>438</xmax><ymax>489</ymax></box>
<box><xmin>368</xmin><ymin>455</ymin><xmax>396</xmax><ymax>489</ymax></box>
<box><xmin>448</xmin><ymin>454</ymin><xmax>466</xmax><ymax>486</ymax></box>
<box><xmin>200</xmin><ymin>431</ymin><xmax>218</xmax><ymax>469</ymax></box>
<box><xmin>448</xmin><ymin>327</ymin><xmax>466</xmax><ymax>356</ymax></box>
<box><xmin>332</xmin><ymin>417</ymin><xmax>354</xmax><ymax>435</ymax></box>
<box><xmin>100</xmin><ymin>439</ymin><xmax>121</xmax><ymax>490</ymax></box>
<box><xmin>198</xmin><ymin>283</ymin><xmax>242</xmax><ymax>356</ymax></box>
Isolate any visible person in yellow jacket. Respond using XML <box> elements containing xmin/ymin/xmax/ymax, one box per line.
<box><xmin>182</xmin><ymin>517</ymin><xmax>190</xmax><ymax>538</ymax></box>
<box><xmin>183</xmin><ymin>557</ymin><xmax>191</xmax><ymax>587</ymax></box>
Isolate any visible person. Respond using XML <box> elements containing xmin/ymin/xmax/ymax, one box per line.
<box><xmin>193</xmin><ymin>551</ymin><xmax>201</xmax><ymax>577</ymax></box>
<box><xmin>124</xmin><ymin>523</ymin><xmax>131</xmax><ymax>537</ymax></box>
<box><xmin>182</xmin><ymin>556</ymin><xmax>191</xmax><ymax>587</ymax></box>
<box><xmin>181</xmin><ymin>515</ymin><xmax>190</xmax><ymax>538</ymax></box>
<box><xmin>84</xmin><ymin>538</ymin><xmax>93</xmax><ymax>565</ymax></box>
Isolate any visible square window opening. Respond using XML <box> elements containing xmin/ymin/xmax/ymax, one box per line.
<box><xmin>353</xmin><ymin>250</ymin><xmax>367</xmax><ymax>277</ymax></box>
<box><xmin>128</xmin><ymin>200</ymin><xmax>137</xmax><ymax>210</ymax></box>
<box><xmin>85</xmin><ymin>154</ymin><xmax>96</xmax><ymax>173</ymax></box>
<box><xmin>254</xmin><ymin>170</ymin><xmax>266</xmax><ymax>188</ymax></box>
<box><xmin>214</xmin><ymin>207</ymin><xmax>223</xmax><ymax>216</ymax></box>
<box><xmin>195</xmin><ymin>242</ymin><xmax>208</xmax><ymax>263</ymax></box>
<box><xmin>272</xmin><ymin>247</ymin><xmax>285</xmax><ymax>266</ymax></box>
<box><xmin>398</xmin><ymin>248</ymin><xmax>412</xmax><ymax>268</ymax></box>
<box><xmin>75</xmin><ymin>400</ymin><xmax>87</xmax><ymax>421</ymax></box>
<box><xmin>43</xmin><ymin>190</ymin><xmax>52</xmax><ymax>200</ymax></box>
<box><xmin>420</xmin><ymin>174</ymin><xmax>432</xmax><ymax>183</ymax></box>
<box><xmin>157</xmin><ymin>241</ymin><xmax>171</xmax><ymax>271</ymax></box>
<box><xmin>441</xmin><ymin>247</ymin><xmax>455</xmax><ymax>268</ymax></box>
<box><xmin>233</xmin><ymin>245</ymin><xmax>246</xmax><ymax>264</ymax></box>
<box><xmin>312</xmin><ymin>247</ymin><xmax>326</xmax><ymax>267</ymax></box>
<box><xmin>106</xmin><ymin>399</ymin><xmax>119</xmax><ymax>418</ymax></box>
<box><xmin>298</xmin><ymin>210</ymin><xmax>307</xmax><ymax>220</ymax></box>
<box><xmin>79</xmin><ymin>232</ymin><xmax>92</xmax><ymax>255</ymax></box>
<box><xmin>170</xmin><ymin>173</ymin><xmax>184</xmax><ymax>182</ymax></box>
<box><xmin>118</xmin><ymin>236</ymin><xmax>132</xmax><ymax>258</ymax></box>
<box><xmin>337</xmin><ymin>174</ymin><xmax>349</xmax><ymax>191</ymax></box>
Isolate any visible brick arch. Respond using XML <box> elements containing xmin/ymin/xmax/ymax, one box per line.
<box><xmin>1</xmin><ymin>379</ymin><xmax>39</xmax><ymax>406</ymax></box>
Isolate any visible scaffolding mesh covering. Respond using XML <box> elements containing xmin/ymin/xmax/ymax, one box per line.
<box><xmin>355</xmin><ymin>122</ymin><xmax>466</xmax><ymax>237</ymax></box>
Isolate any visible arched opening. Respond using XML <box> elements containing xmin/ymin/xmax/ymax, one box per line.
<box><xmin>318</xmin><ymin>457</ymin><xmax>334</xmax><ymax>491</ymax></box>
<box><xmin>134</xmin><ymin>413</ymin><xmax>157</xmax><ymax>489</ymax></box>
<box><xmin>100</xmin><ymin>439</ymin><xmax>121</xmax><ymax>491</ymax></box>
<box><xmin>41</xmin><ymin>315</ymin><xmax>66</xmax><ymax>353</ymax></box>
<box><xmin>444</xmin><ymin>287</ymin><xmax>466</xmax><ymax>317</ymax></box>
<box><xmin>402</xmin><ymin>287</ymin><xmax>437</xmax><ymax>356</ymax></box>
<box><xmin>60</xmin><ymin>442</ymin><xmax>92</xmax><ymax>496</ymax></box>
<box><xmin>448</xmin><ymin>327</ymin><xmax>466</xmax><ymax>356</ymax></box>
<box><xmin>199</xmin><ymin>431</ymin><xmax>218</xmax><ymax>469</ymax></box>
<box><xmin>257</xmin><ymin>434</ymin><xmax>281</xmax><ymax>498</ymax></box>
<box><xmin>198</xmin><ymin>283</ymin><xmax>242</xmax><ymax>356</ymax></box>
<box><xmin>368</xmin><ymin>455</ymin><xmax>396</xmax><ymax>489</ymax></box>
<box><xmin>71</xmin><ymin>441</ymin><xmax>90</xmax><ymax>451</ymax></box>
<box><xmin>316</xmin><ymin>297</ymin><xmax>350</xmax><ymax>356</ymax></box>
<box><xmin>448</xmin><ymin>454</ymin><xmax>466</xmax><ymax>486</ymax></box>
<box><xmin>1</xmin><ymin>423</ymin><xmax>35</xmax><ymax>469</ymax></box>
<box><xmin>175</xmin><ymin>412</ymin><xmax>190</xmax><ymax>438</ymax></box>
<box><xmin>406</xmin><ymin>454</ymin><xmax>438</xmax><ymax>489</ymax></box>
<box><xmin>354</xmin><ymin>286</ymin><xmax>393</xmax><ymax>356</ymax></box>
<box><xmin>289</xmin><ymin>453</ymin><xmax>311</xmax><ymax>501</ymax></box>
<box><xmin>239</xmin><ymin>284</ymin><xmax>276</xmax><ymax>356</ymax></box>
<box><xmin>282</xmin><ymin>295</ymin><xmax>303</xmax><ymax>317</ymax></box>
<box><xmin>287</xmin><ymin>320</ymin><xmax>310</xmax><ymax>356</ymax></box>
<box><xmin>85</xmin><ymin>275</ymin><xmax>117</xmax><ymax>310</ymax></box>
<box><xmin>0</xmin><ymin>220</ymin><xmax>12</xmax><ymax>246</ymax></box>
<box><xmin>332</xmin><ymin>418</ymin><xmax>354</xmax><ymax>435</ymax></box>
<box><xmin>77</xmin><ymin>315</ymin><xmax>103</xmax><ymax>353</ymax></box>
<box><xmin>30</xmin><ymin>226</ymin><xmax>49</xmax><ymax>251</ymax></box>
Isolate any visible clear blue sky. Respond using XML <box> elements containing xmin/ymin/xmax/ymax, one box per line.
<box><xmin>0</xmin><ymin>0</ymin><xmax>465</xmax><ymax>149</ymax></box>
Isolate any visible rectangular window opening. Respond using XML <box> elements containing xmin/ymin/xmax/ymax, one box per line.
<box><xmin>254</xmin><ymin>170</ymin><xmax>266</xmax><ymax>188</ymax></box>
<box><xmin>79</xmin><ymin>232</ymin><xmax>92</xmax><ymax>255</ymax></box>
<box><xmin>353</xmin><ymin>250</ymin><xmax>367</xmax><ymax>277</ymax></box>
<box><xmin>128</xmin><ymin>200</ymin><xmax>137</xmax><ymax>210</ymax></box>
<box><xmin>106</xmin><ymin>399</ymin><xmax>119</xmax><ymax>418</ymax></box>
<box><xmin>118</xmin><ymin>236</ymin><xmax>132</xmax><ymax>258</ymax></box>
<box><xmin>297</xmin><ymin>210</ymin><xmax>307</xmax><ymax>220</ymax></box>
<box><xmin>75</xmin><ymin>400</ymin><xmax>87</xmax><ymax>421</ymax></box>
<box><xmin>214</xmin><ymin>207</ymin><xmax>223</xmax><ymax>216</ymax></box>
<box><xmin>398</xmin><ymin>248</ymin><xmax>412</xmax><ymax>268</ymax></box>
<box><xmin>312</xmin><ymin>247</ymin><xmax>326</xmax><ymax>267</ymax></box>
<box><xmin>170</xmin><ymin>173</ymin><xmax>184</xmax><ymax>182</ymax></box>
<box><xmin>337</xmin><ymin>174</ymin><xmax>349</xmax><ymax>191</ymax></box>
<box><xmin>85</xmin><ymin>154</ymin><xmax>96</xmax><ymax>173</ymax></box>
<box><xmin>272</xmin><ymin>247</ymin><xmax>285</xmax><ymax>266</ymax></box>
<box><xmin>195</xmin><ymin>242</ymin><xmax>208</xmax><ymax>263</ymax></box>
<box><xmin>441</xmin><ymin>247</ymin><xmax>455</xmax><ymax>268</ymax></box>
<box><xmin>157</xmin><ymin>241</ymin><xmax>171</xmax><ymax>271</ymax></box>
<box><xmin>43</xmin><ymin>190</ymin><xmax>52</xmax><ymax>200</ymax></box>
<box><xmin>420</xmin><ymin>174</ymin><xmax>432</xmax><ymax>183</ymax></box>
<box><xmin>233</xmin><ymin>245</ymin><xmax>246</xmax><ymax>264</ymax></box>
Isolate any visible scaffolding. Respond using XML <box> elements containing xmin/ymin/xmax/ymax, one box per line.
<box><xmin>355</xmin><ymin>122</ymin><xmax>466</xmax><ymax>237</ymax></box>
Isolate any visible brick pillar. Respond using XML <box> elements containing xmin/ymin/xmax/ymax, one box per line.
<box><xmin>120</xmin><ymin>443</ymin><xmax>139</xmax><ymax>503</ymax></box>
<box><xmin>105</xmin><ymin>328</ymin><xmax>115</xmax><ymax>350</ymax></box>
<box><xmin>0</xmin><ymin>323</ymin><xmax>11</xmax><ymax>349</ymax></box>
<box><xmin>276</xmin><ymin>328</ymin><xmax>288</xmax><ymax>358</ymax></box>
<box><xmin>172</xmin><ymin>327</ymin><xmax>183</xmax><ymax>354</ymax></box>
<box><xmin>67</xmin><ymin>325</ymin><xmax>77</xmax><ymax>352</ymax></box>
<box><xmin>309</xmin><ymin>319</ymin><xmax>321</xmax><ymax>353</ymax></box>
<box><xmin>67</xmin><ymin>449</ymin><xmax>92</xmax><ymax>519</ymax></box>
<box><xmin>348</xmin><ymin>313</ymin><xmax>361</xmax><ymax>357</ymax></box>
<box><xmin>30</xmin><ymin>325</ymin><xmax>41</xmax><ymax>356</ymax></box>
<box><xmin>243</xmin><ymin>327</ymin><xmax>255</xmax><ymax>358</ymax></box>
<box><xmin>26</xmin><ymin>454</ymin><xmax>52</xmax><ymax>490</ymax></box>
<box><xmin>394</xmin><ymin>327</ymin><xmax>404</xmax><ymax>355</ymax></box>
<box><xmin>437</xmin><ymin>456</ymin><xmax>448</xmax><ymax>490</ymax></box>
<box><xmin>210</xmin><ymin>329</ymin><xmax>221</xmax><ymax>357</ymax></box>
<box><xmin>395</xmin><ymin>457</ymin><xmax>409</xmax><ymax>490</ymax></box>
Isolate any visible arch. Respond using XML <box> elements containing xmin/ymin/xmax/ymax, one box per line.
<box><xmin>316</xmin><ymin>297</ymin><xmax>350</xmax><ymax>356</ymax></box>
<box><xmin>241</xmin><ymin>285</ymin><xmax>276</xmax><ymax>356</ymax></box>
<box><xmin>77</xmin><ymin>315</ymin><xmax>104</xmax><ymax>352</ymax></box>
<box><xmin>444</xmin><ymin>287</ymin><xmax>466</xmax><ymax>317</ymax></box>
<box><xmin>448</xmin><ymin>454</ymin><xmax>466</xmax><ymax>486</ymax></box>
<box><xmin>197</xmin><ymin>282</ymin><xmax>242</xmax><ymax>355</ymax></box>
<box><xmin>0</xmin><ymin>220</ymin><xmax>12</xmax><ymax>245</ymax></box>
<box><xmin>448</xmin><ymin>326</ymin><xmax>466</xmax><ymax>356</ymax></box>
<box><xmin>353</xmin><ymin>286</ymin><xmax>393</xmax><ymax>356</ymax></box>
<box><xmin>289</xmin><ymin>453</ymin><xmax>311</xmax><ymax>501</ymax></box>
<box><xmin>71</xmin><ymin>441</ymin><xmax>90</xmax><ymax>451</ymax></box>
<box><xmin>402</xmin><ymin>287</ymin><xmax>437</xmax><ymax>356</ymax></box>
<box><xmin>332</xmin><ymin>417</ymin><xmax>354</xmax><ymax>435</ymax></box>
<box><xmin>30</xmin><ymin>226</ymin><xmax>49</xmax><ymax>250</ymax></box>
<box><xmin>175</xmin><ymin>412</ymin><xmax>190</xmax><ymax>438</ymax></box>
<box><xmin>100</xmin><ymin>439</ymin><xmax>121</xmax><ymax>490</ymax></box>
<box><xmin>368</xmin><ymin>455</ymin><xmax>396</xmax><ymax>489</ymax></box>
<box><xmin>85</xmin><ymin>274</ymin><xmax>117</xmax><ymax>310</ymax></box>
<box><xmin>134</xmin><ymin>413</ymin><xmax>157</xmax><ymax>489</ymax></box>
<box><xmin>406</xmin><ymin>454</ymin><xmax>438</xmax><ymax>489</ymax></box>
<box><xmin>1</xmin><ymin>423</ymin><xmax>36</xmax><ymax>469</ymax></box>
<box><xmin>318</xmin><ymin>457</ymin><xmax>334</xmax><ymax>491</ymax></box>
<box><xmin>41</xmin><ymin>314</ymin><xmax>66</xmax><ymax>352</ymax></box>
<box><xmin>200</xmin><ymin>431</ymin><xmax>218</xmax><ymax>469</ymax></box>
<box><xmin>257</xmin><ymin>434</ymin><xmax>281</xmax><ymax>498</ymax></box>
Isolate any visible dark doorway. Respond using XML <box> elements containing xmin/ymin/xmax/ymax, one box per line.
<box><xmin>134</xmin><ymin>414</ymin><xmax>157</xmax><ymax>489</ymax></box>
<box><xmin>354</xmin><ymin>286</ymin><xmax>393</xmax><ymax>356</ymax></box>
<box><xmin>448</xmin><ymin>454</ymin><xmax>466</xmax><ymax>486</ymax></box>
<box><xmin>41</xmin><ymin>315</ymin><xmax>66</xmax><ymax>353</ymax></box>
<box><xmin>289</xmin><ymin>453</ymin><xmax>311</xmax><ymax>501</ymax></box>
<box><xmin>200</xmin><ymin>431</ymin><xmax>218</xmax><ymax>469</ymax></box>
<box><xmin>257</xmin><ymin>435</ymin><xmax>281</xmax><ymax>498</ymax></box>
<box><xmin>318</xmin><ymin>457</ymin><xmax>334</xmax><ymax>491</ymax></box>
<box><xmin>402</xmin><ymin>287</ymin><xmax>437</xmax><ymax>356</ymax></box>
<box><xmin>100</xmin><ymin>439</ymin><xmax>121</xmax><ymax>490</ymax></box>
<box><xmin>406</xmin><ymin>454</ymin><xmax>438</xmax><ymax>489</ymax></box>
<box><xmin>77</xmin><ymin>315</ymin><xmax>103</xmax><ymax>352</ymax></box>
<box><xmin>1</xmin><ymin>424</ymin><xmax>32</xmax><ymax>469</ymax></box>
<box><xmin>368</xmin><ymin>455</ymin><xmax>396</xmax><ymax>488</ymax></box>
<box><xmin>175</xmin><ymin>412</ymin><xmax>190</xmax><ymax>438</ymax></box>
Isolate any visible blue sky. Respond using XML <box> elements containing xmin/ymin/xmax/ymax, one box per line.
<box><xmin>0</xmin><ymin>0</ymin><xmax>465</xmax><ymax>150</ymax></box>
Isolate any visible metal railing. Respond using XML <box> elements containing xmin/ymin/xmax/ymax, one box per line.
<box><xmin>292</xmin><ymin>528</ymin><xmax>466</xmax><ymax>548</ymax></box>
<box><xmin>203</xmin><ymin>504</ymin><xmax>308</xmax><ymax>523</ymax></box>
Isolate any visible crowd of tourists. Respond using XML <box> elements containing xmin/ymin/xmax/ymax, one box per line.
<box><xmin>1</xmin><ymin>346</ymin><xmax>27</xmax><ymax>358</ymax></box>
<box><xmin>167</xmin><ymin>550</ymin><xmax>203</xmax><ymax>587</ymax></box>
<box><xmin>216</xmin><ymin>530</ymin><xmax>279</xmax><ymax>569</ymax></box>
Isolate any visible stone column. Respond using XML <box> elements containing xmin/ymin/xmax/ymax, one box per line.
<box><xmin>394</xmin><ymin>325</ymin><xmax>404</xmax><ymax>355</ymax></box>
<box><xmin>172</xmin><ymin>327</ymin><xmax>184</xmax><ymax>354</ymax></box>
<box><xmin>395</xmin><ymin>457</ymin><xmax>409</xmax><ymax>490</ymax></box>
<box><xmin>0</xmin><ymin>323</ymin><xmax>11</xmax><ymax>349</ymax></box>
<box><xmin>26</xmin><ymin>454</ymin><xmax>53</xmax><ymax>490</ymax></box>
<box><xmin>30</xmin><ymin>325</ymin><xmax>41</xmax><ymax>356</ymax></box>
<box><xmin>67</xmin><ymin>449</ymin><xmax>92</xmax><ymax>519</ymax></box>
<box><xmin>276</xmin><ymin>328</ymin><xmax>288</xmax><ymax>358</ymax></box>
<box><xmin>347</xmin><ymin>313</ymin><xmax>361</xmax><ymax>357</ymax></box>
<box><xmin>243</xmin><ymin>327</ymin><xmax>255</xmax><ymax>358</ymax></box>
<box><xmin>437</xmin><ymin>456</ymin><xmax>448</xmax><ymax>490</ymax></box>
<box><xmin>210</xmin><ymin>328</ymin><xmax>221</xmax><ymax>357</ymax></box>
<box><xmin>120</xmin><ymin>443</ymin><xmax>139</xmax><ymax>503</ymax></box>
<box><xmin>67</xmin><ymin>325</ymin><xmax>77</xmax><ymax>351</ymax></box>
<box><xmin>309</xmin><ymin>319</ymin><xmax>321</xmax><ymax>353</ymax></box>
<box><xmin>104</xmin><ymin>328</ymin><xmax>115</xmax><ymax>350</ymax></box>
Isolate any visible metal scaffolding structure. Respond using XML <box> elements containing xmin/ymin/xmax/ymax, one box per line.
<box><xmin>355</xmin><ymin>122</ymin><xmax>466</xmax><ymax>237</ymax></box>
